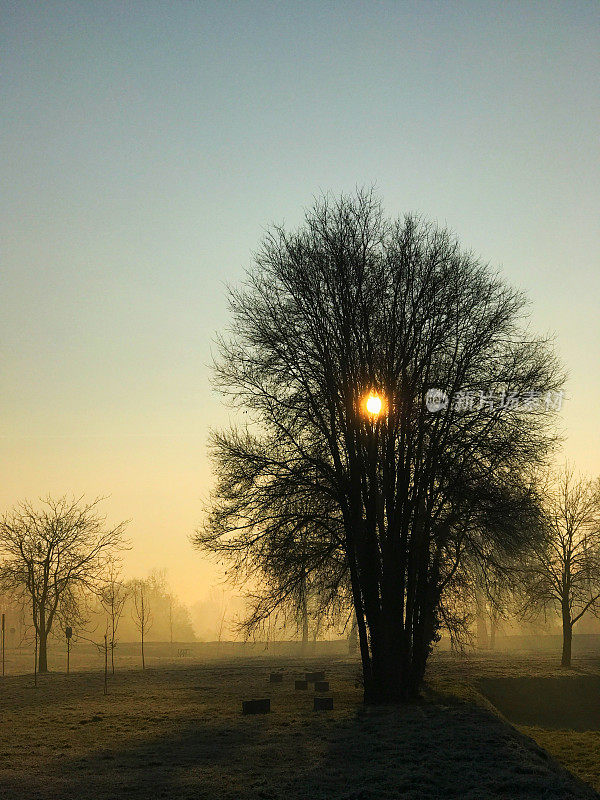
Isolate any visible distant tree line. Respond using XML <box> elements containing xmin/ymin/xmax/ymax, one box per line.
<box><xmin>0</xmin><ymin>496</ymin><xmax>196</xmax><ymax>673</ymax></box>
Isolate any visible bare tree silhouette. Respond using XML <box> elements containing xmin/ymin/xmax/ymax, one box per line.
<box><xmin>131</xmin><ymin>579</ymin><xmax>153</xmax><ymax>670</ymax></box>
<box><xmin>197</xmin><ymin>191</ymin><xmax>563</xmax><ymax>702</ymax></box>
<box><xmin>100</xmin><ymin>559</ymin><xmax>129</xmax><ymax>674</ymax></box>
<box><xmin>520</xmin><ymin>465</ymin><xmax>600</xmax><ymax>666</ymax></box>
<box><xmin>0</xmin><ymin>496</ymin><xmax>128</xmax><ymax>672</ymax></box>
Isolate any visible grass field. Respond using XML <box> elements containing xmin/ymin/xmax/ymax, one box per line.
<box><xmin>428</xmin><ymin>651</ymin><xmax>600</xmax><ymax>795</ymax></box>
<box><xmin>0</xmin><ymin>651</ymin><xmax>599</xmax><ymax>799</ymax></box>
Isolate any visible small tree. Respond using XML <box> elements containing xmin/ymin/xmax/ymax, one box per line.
<box><xmin>521</xmin><ymin>466</ymin><xmax>600</xmax><ymax>666</ymax></box>
<box><xmin>0</xmin><ymin>497</ymin><xmax>128</xmax><ymax>672</ymax></box>
<box><xmin>131</xmin><ymin>579</ymin><xmax>152</xmax><ymax>669</ymax></box>
<box><xmin>100</xmin><ymin>559</ymin><xmax>129</xmax><ymax>674</ymax></box>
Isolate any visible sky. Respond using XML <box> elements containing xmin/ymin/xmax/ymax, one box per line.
<box><xmin>2</xmin><ymin>1</ymin><xmax>599</xmax><ymax>609</ymax></box>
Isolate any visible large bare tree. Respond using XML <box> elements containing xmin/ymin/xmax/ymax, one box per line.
<box><xmin>197</xmin><ymin>191</ymin><xmax>563</xmax><ymax>702</ymax></box>
<box><xmin>521</xmin><ymin>465</ymin><xmax>600</xmax><ymax>666</ymax></box>
<box><xmin>0</xmin><ymin>496</ymin><xmax>128</xmax><ymax>672</ymax></box>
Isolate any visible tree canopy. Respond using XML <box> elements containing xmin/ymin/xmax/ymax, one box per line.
<box><xmin>197</xmin><ymin>191</ymin><xmax>563</xmax><ymax>701</ymax></box>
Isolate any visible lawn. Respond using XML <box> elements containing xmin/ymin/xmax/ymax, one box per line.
<box><xmin>428</xmin><ymin>650</ymin><xmax>600</xmax><ymax>794</ymax></box>
<box><xmin>0</xmin><ymin>653</ymin><xmax>598</xmax><ymax>799</ymax></box>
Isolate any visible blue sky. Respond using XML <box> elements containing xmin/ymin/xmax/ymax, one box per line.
<box><xmin>2</xmin><ymin>1</ymin><xmax>599</xmax><ymax>604</ymax></box>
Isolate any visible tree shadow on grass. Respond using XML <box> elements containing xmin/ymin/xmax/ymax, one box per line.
<box><xmin>288</xmin><ymin>701</ymin><xmax>599</xmax><ymax>800</ymax></box>
<box><xmin>3</xmin><ymin>698</ymin><xmax>598</xmax><ymax>800</ymax></box>
<box><xmin>0</xmin><ymin>717</ymin><xmax>255</xmax><ymax>800</ymax></box>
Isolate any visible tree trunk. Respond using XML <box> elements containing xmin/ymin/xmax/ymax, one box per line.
<box><xmin>344</xmin><ymin>520</ymin><xmax>373</xmax><ymax>691</ymax></box>
<box><xmin>359</xmin><ymin>530</ymin><xmax>439</xmax><ymax>704</ymax></box>
<box><xmin>489</xmin><ymin>616</ymin><xmax>497</xmax><ymax>651</ymax></box>
<box><xmin>38</xmin><ymin>629</ymin><xmax>48</xmax><ymax>673</ymax></box>
<box><xmin>111</xmin><ymin>601</ymin><xmax>116</xmax><ymax>674</ymax></box>
<box><xmin>561</xmin><ymin>607</ymin><xmax>572</xmax><ymax>667</ymax></box>
<box><xmin>475</xmin><ymin>591</ymin><xmax>488</xmax><ymax>650</ymax></box>
<box><xmin>362</xmin><ymin>613</ymin><xmax>405</xmax><ymax>704</ymax></box>
<box><xmin>348</xmin><ymin>616</ymin><xmax>358</xmax><ymax>655</ymax></box>
<box><xmin>300</xmin><ymin>594</ymin><xmax>308</xmax><ymax>655</ymax></box>
<box><xmin>141</xmin><ymin>627</ymin><xmax>145</xmax><ymax>670</ymax></box>
<box><xmin>408</xmin><ymin>601</ymin><xmax>438</xmax><ymax>700</ymax></box>
<box><xmin>37</xmin><ymin>605</ymin><xmax>48</xmax><ymax>673</ymax></box>
<box><xmin>311</xmin><ymin>616</ymin><xmax>319</xmax><ymax>653</ymax></box>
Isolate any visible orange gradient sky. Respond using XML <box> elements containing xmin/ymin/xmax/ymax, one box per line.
<box><xmin>2</xmin><ymin>2</ymin><xmax>599</xmax><ymax>607</ymax></box>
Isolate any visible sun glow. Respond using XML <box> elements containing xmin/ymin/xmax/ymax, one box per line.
<box><xmin>365</xmin><ymin>394</ymin><xmax>383</xmax><ymax>416</ymax></box>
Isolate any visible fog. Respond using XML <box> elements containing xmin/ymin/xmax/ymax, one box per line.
<box><xmin>2</xmin><ymin>2</ymin><xmax>599</xmax><ymax>799</ymax></box>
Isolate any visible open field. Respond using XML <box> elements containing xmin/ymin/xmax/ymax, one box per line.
<box><xmin>0</xmin><ymin>652</ymin><xmax>599</xmax><ymax>799</ymax></box>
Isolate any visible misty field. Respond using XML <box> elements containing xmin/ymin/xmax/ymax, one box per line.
<box><xmin>0</xmin><ymin>652</ymin><xmax>599</xmax><ymax>799</ymax></box>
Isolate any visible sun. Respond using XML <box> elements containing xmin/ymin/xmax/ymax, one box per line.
<box><xmin>365</xmin><ymin>393</ymin><xmax>383</xmax><ymax>416</ymax></box>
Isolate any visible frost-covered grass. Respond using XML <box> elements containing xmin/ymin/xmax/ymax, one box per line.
<box><xmin>441</xmin><ymin>651</ymin><xmax>600</xmax><ymax>795</ymax></box>
<box><xmin>520</xmin><ymin>729</ymin><xmax>600</xmax><ymax>793</ymax></box>
<box><xmin>0</xmin><ymin>654</ymin><xmax>598</xmax><ymax>799</ymax></box>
